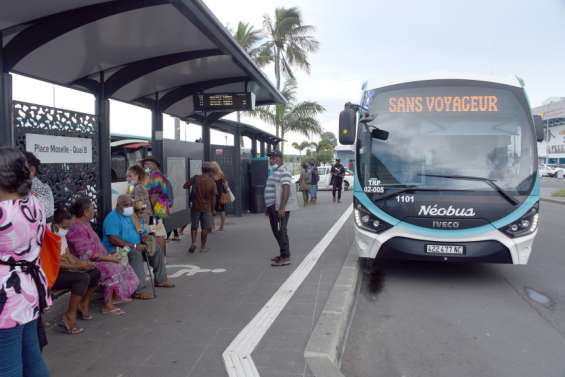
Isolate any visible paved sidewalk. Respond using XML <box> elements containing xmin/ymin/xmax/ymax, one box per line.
<box><xmin>541</xmin><ymin>187</ymin><xmax>565</xmax><ymax>205</ymax></box>
<box><xmin>43</xmin><ymin>192</ymin><xmax>353</xmax><ymax>377</ymax></box>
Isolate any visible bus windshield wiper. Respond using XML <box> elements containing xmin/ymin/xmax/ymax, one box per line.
<box><xmin>419</xmin><ymin>174</ymin><xmax>519</xmax><ymax>206</ymax></box>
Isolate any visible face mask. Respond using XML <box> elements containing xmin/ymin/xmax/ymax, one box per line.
<box><xmin>128</xmin><ymin>178</ymin><xmax>137</xmax><ymax>186</ymax></box>
<box><xmin>56</xmin><ymin>229</ymin><xmax>68</xmax><ymax>238</ymax></box>
<box><xmin>123</xmin><ymin>207</ymin><xmax>134</xmax><ymax>217</ymax></box>
<box><xmin>144</xmin><ymin>168</ymin><xmax>151</xmax><ymax>175</ymax></box>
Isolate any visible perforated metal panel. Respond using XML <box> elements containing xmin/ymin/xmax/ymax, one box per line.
<box><xmin>13</xmin><ymin>101</ymin><xmax>101</xmax><ymax>226</ymax></box>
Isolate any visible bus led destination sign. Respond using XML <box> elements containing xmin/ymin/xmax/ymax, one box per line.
<box><xmin>388</xmin><ymin>95</ymin><xmax>498</xmax><ymax>113</ymax></box>
<box><xmin>194</xmin><ymin>92</ymin><xmax>256</xmax><ymax>112</ymax></box>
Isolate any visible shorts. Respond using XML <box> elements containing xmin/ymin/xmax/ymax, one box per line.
<box><xmin>153</xmin><ymin>219</ymin><xmax>168</xmax><ymax>238</ymax></box>
<box><xmin>309</xmin><ymin>184</ymin><xmax>318</xmax><ymax>199</ymax></box>
<box><xmin>191</xmin><ymin>211</ymin><xmax>213</xmax><ymax>231</ymax></box>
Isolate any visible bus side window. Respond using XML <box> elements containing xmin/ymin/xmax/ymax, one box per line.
<box><xmin>111</xmin><ymin>155</ymin><xmax>127</xmax><ymax>182</ymax></box>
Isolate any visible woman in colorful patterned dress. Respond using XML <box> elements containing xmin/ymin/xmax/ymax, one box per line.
<box><xmin>66</xmin><ymin>198</ymin><xmax>138</xmax><ymax>316</ymax></box>
<box><xmin>0</xmin><ymin>147</ymin><xmax>50</xmax><ymax>377</ymax></box>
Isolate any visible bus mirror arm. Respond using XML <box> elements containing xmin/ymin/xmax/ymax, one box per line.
<box><xmin>533</xmin><ymin>115</ymin><xmax>544</xmax><ymax>142</ymax></box>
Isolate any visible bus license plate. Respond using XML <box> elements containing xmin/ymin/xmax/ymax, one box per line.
<box><xmin>425</xmin><ymin>244</ymin><xmax>465</xmax><ymax>255</ymax></box>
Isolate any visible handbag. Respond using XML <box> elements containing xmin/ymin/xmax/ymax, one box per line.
<box><xmin>39</xmin><ymin>228</ymin><xmax>61</xmax><ymax>289</ymax></box>
<box><xmin>220</xmin><ymin>192</ymin><xmax>231</xmax><ymax>205</ymax></box>
<box><xmin>226</xmin><ymin>182</ymin><xmax>235</xmax><ymax>202</ymax></box>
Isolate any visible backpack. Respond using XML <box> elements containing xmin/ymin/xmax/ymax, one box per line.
<box><xmin>311</xmin><ymin>167</ymin><xmax>319</xmax><ymax>185</ymax></box>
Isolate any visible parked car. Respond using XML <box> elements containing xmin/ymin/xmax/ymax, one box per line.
<box><xmin>540</xmin><ymin>164</ymin><xmax>556</xmax><ymax>177</ymax></box>
<box><xmin>540</xmin><ymin>164</ymin><xmax>565</xmax><ymax>178</ymax></box>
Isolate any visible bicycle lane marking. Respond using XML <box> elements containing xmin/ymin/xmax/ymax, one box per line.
<box><xmin>222</xmin><ymin>205</ymin><xmax>354</xmax><ymax>377</ymax></box>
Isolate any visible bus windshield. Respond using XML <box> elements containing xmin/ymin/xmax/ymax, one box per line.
<box><xmin>357</xmin><ymin>84</ymin><xmax>537</xmax><ymax>201</ymax></box>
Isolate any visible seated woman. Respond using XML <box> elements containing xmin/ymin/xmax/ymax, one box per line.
<box><xmin>66</xmin><ymin>198</ymin><xmax>139</xmax><ymax>316</ymax></box>
<box><xmin>50</xmin><ymin>207</ymin><xmax>101</xmax><ymax>334</ymax></box>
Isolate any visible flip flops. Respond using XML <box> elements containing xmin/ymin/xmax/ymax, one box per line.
<box><xmin>155</xmin><ymin>281</ymin><xmax>175</xmax><ymax>288</ymax></box>
<box><xmin>132</xmin><ymin>292</ymin><xmax>154</xmax><ymax>300</ymax></box>
<box><xmin>77</xmin><ymin>310</ymin><xmax>93</xmax><ymax>321</ymax></box>
<box><xmin>101</xmin><ymin>307</ymin><xmax>126</xmax><ymax>316</ymax></box>
<box><xmin>59</xmin><ymin>319</ymin><xmax>84</xmax><ymax>335</ymax></box>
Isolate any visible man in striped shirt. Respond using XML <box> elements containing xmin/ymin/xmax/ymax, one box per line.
<box><xmin>265</xmin><ymin>150</ymin><xmax>292</xmax><ymax>266</ymax></box>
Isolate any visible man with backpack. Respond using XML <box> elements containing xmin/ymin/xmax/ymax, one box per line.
<box><xmin>309</xmin><ymin>160</ymin><xmax>319</xmax><ymax>204</ymax></box>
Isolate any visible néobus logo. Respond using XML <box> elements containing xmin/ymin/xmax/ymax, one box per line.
<box><xmin>418</xmin><ymin>205</ymin><xmax>476</xmax><ymax>217</ymax></box>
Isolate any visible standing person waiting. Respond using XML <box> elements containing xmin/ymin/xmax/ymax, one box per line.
<box><xmin>25</xmin><ymin>152</ymin><xmax>54</xmax><ymax>219</ymax></box>
<box><xmin>143</xmin><ymin>157</ymin><xmax>173</xmax><ymax>255</ymax></box>
<box><xmin>331</xmin><ymin>158</ymin><xmax>346</xmax><ymax>203</ymax></box>
<box><xmin>0</xmin><ymin>147</ymin><xmax>50</xmax><ymax>377</ymax></box>
<box><xmin>50</xmin><ymin>207</ymin><xmax>101</xmax><ymax>335</ymax></box>
<box><xmin>210</xmin><ymin>161</ymin><xmax>228</xmax><ymax>231</ymax></box>
<box><xmin>309</xmin><ymin>160</ymin><xmax>319</xmax><ymax>204</ymax></box>
<box><xmin>185</xmin><ymin>162</ymin><xmax>217</xmax><ymax>253</ymax></box>
<box><xmin>299</xmin><ymin>162</ymin><xmax>311</xmax><ymax>206</ymax></box>
<box><xmin>264</xmin><ymin>150</ymin><xmax>297</xmax><ymax>267</ymax></box>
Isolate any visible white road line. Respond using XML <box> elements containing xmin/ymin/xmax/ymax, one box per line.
<box><xmin>223</xmin><ymin>206</ymin><xmax>354</xmax><ymax>377</ymax></box>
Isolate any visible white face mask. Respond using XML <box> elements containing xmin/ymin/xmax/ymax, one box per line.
<box><xmin>128</xmin><ymin>178</ymin><xmax>137</xmax><ymax>186</ymax></box>
<box><xmin>123</xmin><ymin>207</ymin><xmax>134</xmax><ymax>217</ymax></box>
<box><xmin>144</xmin><ymin>167</ymin><xmax>152</xmax><ymax>175</ymax></box>
<box><xmin>56</xmin><ymin>229</ymin><xmax>68</xmax><ymax>238</ymax></box>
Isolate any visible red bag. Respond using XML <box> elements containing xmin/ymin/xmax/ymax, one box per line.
<box><xmin>40</xmin><ymin>229</ymin><xmax>61</xmax><ymax>289</ymax></box>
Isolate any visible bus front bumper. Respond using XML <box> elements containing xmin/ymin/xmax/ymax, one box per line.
<box><xmin>354</xmin><ymin>226</ymin><xmax>536</xmax><ymax>265</ymax></box>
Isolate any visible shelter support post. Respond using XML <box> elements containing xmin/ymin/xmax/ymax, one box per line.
<box><xmin>251</xmin><ymin>138</ymin><xmax>257</xmax><ymax>158</ymax></box>
<box><xmin>0</xmin><ymin>38</ymin><xmax>13</xmax><ymax>146</ymax></box>
<box><xmin>267</xmin><ymin>143</ymin><xmax>272</xmax><ymax>154</ymax></box>
<box><xmin>233</xmin><ymin>124</ymin><xmax>242</xmax><ymax>216</ymax></box>
<box><xmin>96</xmin><ymin>74</ymin><xmax>112</xmax><ymax>216</ymax></box>
<box><xmin>202</xmin><ymin>121</ymin><xmax>211</xmax><ymax>161</ymax></box>
<box><xmin>260</xmin><ymin>141</ymin><xmax>265</xmax><ymax>157</ymax></box>
<box><xmin>174</xmin><ymin>117</ymin><xmax>181</xmax><ymax>140</ymax></box>
<box><xmin>151</xmin><ymin>96</ymin><xmax>164</xmax><ymax>169</ymax></box>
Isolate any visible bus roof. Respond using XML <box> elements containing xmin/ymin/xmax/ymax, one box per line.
<box><xmin>365</xmin><ymin>74</ymin><xmax>523</xmax><ymax>92</ymax></box>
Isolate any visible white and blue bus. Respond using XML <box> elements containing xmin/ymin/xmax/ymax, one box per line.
<box><xmin>339</xmin><ymin>79</ymin><xmax>545</xmax><ymax>264</ymax></box>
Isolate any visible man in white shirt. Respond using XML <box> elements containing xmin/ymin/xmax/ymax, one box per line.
<box><xmin>264</xmin><ymin>150</ymin><xmax>296</xmax><ymax>267</ymax></box>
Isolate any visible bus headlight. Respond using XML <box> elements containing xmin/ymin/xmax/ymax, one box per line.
<box><xmin>502</xmin><ymin>203</ymin><xmax>539</xmax><ymax>238</ymax></box>
<box><xmin>354</xmin><ymin>198</ymin><xmax>392</xmax><ymax>234</ymax></box>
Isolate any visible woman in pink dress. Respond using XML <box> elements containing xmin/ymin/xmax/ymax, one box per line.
<box><xmin>66</xmin><ymin>198</ymin><xmax>138</xmax><ymax>316</ymax></box>
<box><xmin>0</xmin><ymin>147</ymin><xmax>49</xmax><ymax>377</ymax></box>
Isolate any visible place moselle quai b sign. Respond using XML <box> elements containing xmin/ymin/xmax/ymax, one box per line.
<box><xmin>26</xmin><ymin>133</ymin><xmax>92</xmax><ymax>164</ymax></box>
<box><xmin>194</xmin><ymin>92</ymin><xmax>255</xmax><ymax>112</ymax></box>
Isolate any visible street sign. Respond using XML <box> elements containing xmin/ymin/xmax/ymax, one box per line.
<box><xmin>194</xmin><ymin>92</ymin><xmax>256</xmax><ymax>112</ymax></box>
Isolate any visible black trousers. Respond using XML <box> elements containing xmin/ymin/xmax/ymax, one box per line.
<box><xmin>267</xmin><ymin>205</ymin><xmax>291</xmax><ymax>258</ymax></box>
<box><xmin>52</xmin><ymin>269</ymin><xmax>101</xmax><ymax>297</ymax></box>
<box><xmin>332</xmin><ymin>178</ymin><xmax>343</xmax><ymax>200</ymax></box>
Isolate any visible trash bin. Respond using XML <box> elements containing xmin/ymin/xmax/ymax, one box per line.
<box><xmin>250</xmin><ymin>185</ymin><xmax>265</xmax><ymax>213</ymax></box>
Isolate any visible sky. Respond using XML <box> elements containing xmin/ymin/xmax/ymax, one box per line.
<box><xmin>12</xmin><ymin>0</ymin><xmax>565</xmax><ymax>154</ymax></box>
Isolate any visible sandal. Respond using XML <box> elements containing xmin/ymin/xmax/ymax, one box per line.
<box><xmin>77</xmin><ymin>310</ymin><xmax>94</xmax><ymax>321</ymax></box>
<box><xmin>155</xmin><ymin>281</ymin><xmax>175</xmax><ymax>288</ymax></box>
<box><xmin>59</xmin><ymin>319</ymin><xmax>84</xmax><ymax>335</ymax></box>
<box><xmin>132</xmin><ymin>292</ymin><xmax>154</xmax><ymax>300</ymax></box>
<box><xmin>101</xmin><ymin>307</ymin><xmax>126</xmax><ymax>316</ymax></box>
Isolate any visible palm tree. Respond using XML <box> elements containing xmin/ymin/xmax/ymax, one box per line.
<box><xmin>232</xmin><ymin>21</ymin><xmax>267</xmax><ymax>127</ymax></box>
<box><xmin>292</xmin><ymin>141</ymin><xmax>312</xmax><ymax>157</ymax></box>
<box><xmin>252</xmin><ymin>79</ymin><xmax>324</xmax><ymax>152</ymax></box>
<box><xmin>259</xmin><ymin>7</ymin><xmax>320</xmax><ymax>93</ymax></box>
<box><xmin>232</xmin><ymin>21</ymin><xmax>267</xmax><ymax>66</ymax></box>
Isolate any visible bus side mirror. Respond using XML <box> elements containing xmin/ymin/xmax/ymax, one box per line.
<box><xmin>339</xmin><ymin>108</ymin><xmax>356</xmax><ymax>145</ymax></box>
<box><xmin>371</xmin><ymin>128</ymin><xmax>389</xmax><ymax>141</ymax></box>
<box><xmin>533</xmin><ymin>115</ymin><xmax>544</xmax><ymax>142</ymax></box>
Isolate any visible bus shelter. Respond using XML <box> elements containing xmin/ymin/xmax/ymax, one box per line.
<box><xmin>0</xmin><ymin>0</ymin><xmax>285</xmax><ymax>219</ymax></box>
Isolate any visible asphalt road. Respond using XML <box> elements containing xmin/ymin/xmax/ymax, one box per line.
<box><xmin>341</xmin><ymin>200</ymin><xmax>565</xmax><ymax>377</ymax></box>
<box><xmin>541</xmin><ymin>176</ymin><xmax>565</xmax><ymax>189</ymax></box>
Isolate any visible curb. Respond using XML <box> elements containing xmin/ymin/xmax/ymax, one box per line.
<box><xmin>304</xmin><ymin>246</ymin><xmax>360</xmax><ymax>377</ymax></box>
<box><xmin>541</xmin><ymin>197</ymin><xmax>565</xmax><ymax>206</ymax></box>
